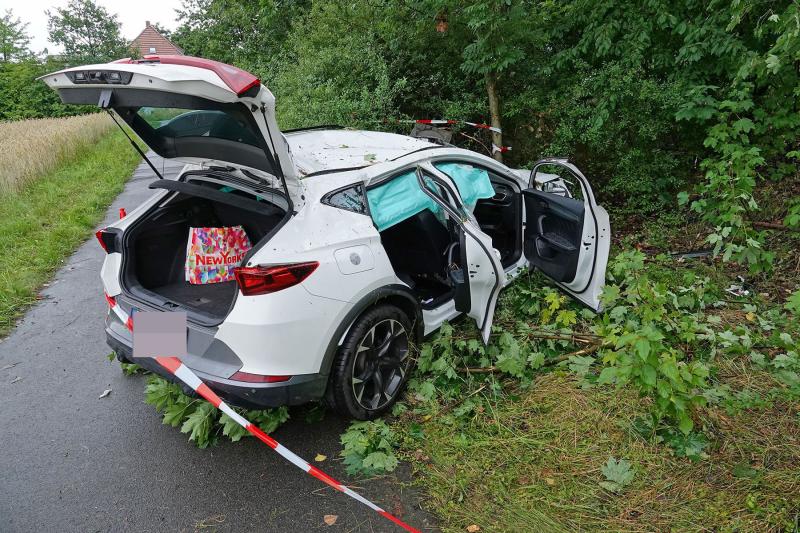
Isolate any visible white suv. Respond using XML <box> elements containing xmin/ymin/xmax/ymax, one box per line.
<box><xmin>43</xmin><ymin>56</ymin><xmax>610</xmax><ymax>419</ymax></box>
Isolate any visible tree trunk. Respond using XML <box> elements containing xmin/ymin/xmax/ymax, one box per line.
<box><xmin>485</xmin><ymin>72</ymin><xmax>503</xmax><ymax>162</ymax></box>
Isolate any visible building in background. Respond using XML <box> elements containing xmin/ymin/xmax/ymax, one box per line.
<box><xmin>130</xmin><ymin>21</ymin><xmax>183</xmax><ymax>57</ymax></box>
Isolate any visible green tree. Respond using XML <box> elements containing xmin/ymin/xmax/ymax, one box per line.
<box><xmin>0</xmin><ymin>9</ymin><xmax>31</xmax><ymax>62</ymax></box>
<box><xmin>0</xmin><ymin>59</ymin><xmax>91</xmax><ymax>120</ymax></box>
<box><xmin>172</xmin><ymin>0</ymin><xmax>307</xmax><ymax>76</ymax></box>
<box><xmin>441</xmin><ymin>0</ymin><xmax>535</xmax><ymax>162</ymax></box>
<box><xmin>46</xmin><ymin>0</ymin><xmax>128</xmax><ymax>64</ymax></box>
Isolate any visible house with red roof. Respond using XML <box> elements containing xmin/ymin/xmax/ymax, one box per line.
<box><xmin>130</xmin><ymin>21</ymin><xmax>183</xmax><ymax>57</ymax></box>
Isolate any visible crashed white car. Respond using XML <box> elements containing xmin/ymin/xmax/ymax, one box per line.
<box><xmin>42</xmin><ymin>56</ymin><xmax>610</xmax><ymax>419</ymax></box>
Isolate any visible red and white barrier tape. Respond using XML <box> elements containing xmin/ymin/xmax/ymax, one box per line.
<box><xmin>401</xmin><ymin>118</ymin><xmax>502</xmax><ymax>134</ymax></box>
<box><xmin>492</xmin><ymin>143</ymin><xmax>512</xmax><ymax>154</ymax></box>
<box><xmin>105</xmin><ymin>297</ymin><xmax>420</xmax><ymax>533</ymax></box>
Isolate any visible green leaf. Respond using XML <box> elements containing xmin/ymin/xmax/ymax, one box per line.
<box><xmin>527</xmin><ymin>351</ymin><xmax>545</xmax><ymax>369</ymax></box>
<box><xmin>600</xmin><ymin>457</ymin><xmax>634</xmax><ymax>493</ymax></box>
<box><xmin>641</xmin><ymin>365</ymin><xmax>657</xmax><ymax>387</ymax></box>
<box><xmin>677</xmin><ymin>411</ymin><xmax>694</xmax><ymax>435</ymax></box>
<box><xmin>784</xmin><ymin>290</ymin><xmax>800</xmax><ymax>315</ymax></box>
<box><xmin>220</xmin><ymin>412</ymin><xmax>251</xmax><ymax>442</ymax></box>
<box><xmin>597</xmin><ymin>366</ymin><xmax>618</xmax><ymax>385</ymax></box>
<box><xmin>659</xmin><ymin>358</ymin><xmax>680</xmax><ymax>382</ymax></box>
<box><xmin>362</xmin><ymin>451</ymin><xmax>399</xmax><ymax>473</ymax></box>
<box><xmin>180</xmin><ymin>402</ymin><xmax>218</xmax><ymax>449</ymax></box>
<box><xmin>162</xmin><ymin>400</ymin><xmax>195</xmax><ymax>428</ymax></box>
<box><xmin>634</xmin><ymin>338</ymin><xmax>651</xmax><ymax>360</ymax></box>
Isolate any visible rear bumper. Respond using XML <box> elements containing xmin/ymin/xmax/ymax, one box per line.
<box><xmin>106</xmin><ymin>329</ymin><xmax>328</xmax><ymax>410</ymax></box>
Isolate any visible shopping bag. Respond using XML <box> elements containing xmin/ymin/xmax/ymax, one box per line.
<box><xmin>185</xmin><ymin>226</ymin><xmax>252</xmax><ymax>284</ymax></box>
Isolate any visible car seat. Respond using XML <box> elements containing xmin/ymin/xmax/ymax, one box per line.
<box><xmin>380</xmin><ymin>208</ymin><xmax>452</xmax><ymax>279</ymax></box>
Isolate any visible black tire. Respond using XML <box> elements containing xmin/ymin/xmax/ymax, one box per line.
<box><xmin>328</xmin><ymin>304</ymin><xmax>415</xmax><ymax>420</ymax></box>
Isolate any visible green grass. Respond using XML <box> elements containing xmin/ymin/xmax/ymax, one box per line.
<box><xmin>401</xmin><ymin>368</ymin><xmax>800</xmax><ymax>532</ymax></box>
<box><xmin>0</xmin><ymin>130</ymin><xmax>140</xmax><ymax>335</ymax></box>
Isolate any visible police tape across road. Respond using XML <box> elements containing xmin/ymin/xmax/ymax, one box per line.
<box><xmin>105</xmin><ymin>297</ymin><xmax>421</xmax><ymax>533</ymax></box>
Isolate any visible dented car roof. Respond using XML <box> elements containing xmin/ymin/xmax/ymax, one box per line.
<box><xmin>284</xmin><ymin>129</ymin><xmax>435</xmax><ymax>176</ymax></box>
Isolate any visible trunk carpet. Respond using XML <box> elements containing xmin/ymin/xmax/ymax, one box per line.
<box><xmin>154</xmin><ymin>280</ymin><xmax>237</xmax><ymax>316</ymax></box>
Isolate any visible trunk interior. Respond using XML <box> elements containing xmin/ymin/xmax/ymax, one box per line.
<box><xmin>123</xmin><ymin>185</ymin><xmax>287</xmax><ymax>324</ymax></box>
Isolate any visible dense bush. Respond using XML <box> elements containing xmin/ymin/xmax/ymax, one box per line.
<box><xmin>167</xmin><ymin>0</ymin><xmax>800</xmax><ymax>269</ymax></box>
<box><xmin>0</xmin><ymin>60</ymin><xmax>91</xmax><ymax>120</ymax></box>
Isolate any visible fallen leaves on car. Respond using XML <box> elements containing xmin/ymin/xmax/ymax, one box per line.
<box><xmin>98</xmin><ymin>388</ymin><xmax>112</xmax><ymax>399</ymax></box>
<box><xmin>314</xmin><ymin>453</ymin><xmax>327</xmax><ymax>462</ymax></box>
<box><xmin>323</xmin><ymin>514</ymin><xmax>338</xmax><ymax>526</ymax></box>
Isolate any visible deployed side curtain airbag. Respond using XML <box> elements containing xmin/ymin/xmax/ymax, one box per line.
<box><xmin>435</xmin><ymin>163</ymin><xmax>495</xmax><ymax>208</ymax></box>
<box><xmin>367</xmin><ymin>171</ymin><xmax>441</xmax><ymax>231</ymax></box>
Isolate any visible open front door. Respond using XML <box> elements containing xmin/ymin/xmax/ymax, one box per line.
<box><xmin>523</xmin><ymin>159</ymin><xmax>610</xmax><ymax>311</ymax></box>
<box><xmin>416</xmin><ymin>167</ymin><xmax>505</xmax><ymax>343</ymax></box>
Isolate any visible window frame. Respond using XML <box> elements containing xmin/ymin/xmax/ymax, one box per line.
<box><xmin>320</xmin><ymin>182</ymin><xmax>371</xmax><ymax>216</ymax></box>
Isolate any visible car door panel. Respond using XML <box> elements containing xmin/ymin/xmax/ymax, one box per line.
<box><xmin>417</xmin><ymin>166</ymin><xmax>505</xmax><ymax>343</ymax></box>
<box><xmin>522</xmin><ymin>190</ymin><xmax>583</xmax><ymax>283</ymax></box>
<box><xmin>524</xmin><ymin>159</ymin><xmax>611</xmax><ymax>311</ymax></box>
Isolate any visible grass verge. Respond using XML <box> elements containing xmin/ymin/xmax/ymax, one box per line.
<box><xmin>0</xmin><ymin>129</ymin><xmax>140</xmax><ymax>336</ymax></box>
<box><xmin>400</xmin><ymin>368</ymin><xmax>799</xmax><ymax>532</ymax></box>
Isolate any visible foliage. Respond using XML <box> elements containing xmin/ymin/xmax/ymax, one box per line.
<box><xmin>272</xmin><ymin>2</ymin><xmax>407</xmax><ymax>129</ymax></box>
<box><xmin>674</xmin><ymin>1</ymin><xmax>800</xmax><ymax>272</ymax></box>
<box><xmin>120</xmin><ymin>361</ymin><xmax>146</xmax><ymax>376</ymax></box>
<box><xmin>46</xmin><ymin>0</ymin><xmax>128</xmax><ymax>64</ymax></box>
<box><xmin>387</xmin><ymin>245</ymin><xmax>798</xmax><ymax>530</ymax></box>
<box><xmin>0</xmin><ymin>60</ymin><xmax>94</xmax><ymax>120</ymax></box>
<box><xmin>339</xmin><ymin>420</ymin><xmax>399</xmax><ymax>476</ymax></box>
<box><xmin>0</xmin><ymin>129</ymin><xmax>139</xmax><ymax>336</ymax></box>
<box><xmin>0</xmin><ymin>9</ymin><xmax>31</xmax><ymax>62</ymax></box>
<box><xmin>593</xmin><ymin>252</ymin><xmax>712</xmax><ymax>438</ymax></box>
<box><xmin>599</xmin><ymin>457</ymin><xmax>635</xmax><ymax>493</ymax></box>
<box><xmin>144</xmin><ymin>375</ymin><xmax>289</xmax><ymax>449</ymax></box>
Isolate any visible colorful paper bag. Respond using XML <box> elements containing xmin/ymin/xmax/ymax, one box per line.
<box><xmin>185</xmin><ymin>226</ymin><xmax>252</xmax><ymax>284</ymax></box>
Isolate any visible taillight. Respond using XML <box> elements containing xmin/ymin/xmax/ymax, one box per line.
<box><xmin>230</xmin><ymin>371</ymin><xmax>291</xmax><ymax>383</ymax></box>
<box><xmin>95</xmin><ymin>229</ymin><xmax>119</xmax><ymax>253</ymax></box>
<box><xmin>234</xmin><ymin>262</ymin><xmax>319</xmax><ymax>296</ymax></box>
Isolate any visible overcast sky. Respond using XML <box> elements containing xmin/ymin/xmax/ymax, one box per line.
<box><xmin>0</xmin><ymin>0</ymin><xmax>185</xmax><ymax>54</ymax></box>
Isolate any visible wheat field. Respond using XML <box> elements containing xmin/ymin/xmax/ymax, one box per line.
<box><xmin>0</xmin><ymin>114</ymin><xmax>114</xmax><ymax>193</ymax></box>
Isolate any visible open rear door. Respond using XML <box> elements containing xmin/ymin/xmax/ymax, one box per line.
<box><xmin>523</xmin><ymin>159</ymin><xmax>610</xmax><ymax>311</ymax></box>
<box><xmin>416</xmin><ymin>166</ymin><xmax>505</xmax><ymax>343</ymax></box>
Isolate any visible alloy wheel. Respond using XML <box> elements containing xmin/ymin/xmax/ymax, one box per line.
<box><xmin>351</xmin><ymin>318</ymin><xmax>410</xmax><ymax>410</ymax></box>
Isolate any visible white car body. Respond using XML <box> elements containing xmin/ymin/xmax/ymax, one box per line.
<box><xmin>42</xmin><ymin>56</ymin><xmax>610</xmax><ymax>417</ymax></box>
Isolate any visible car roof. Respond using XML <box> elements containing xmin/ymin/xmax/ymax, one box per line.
<box><xmin>284</xmin><ymin>129</ymin><xmax>435</xmax><ymax>176</ymax></box>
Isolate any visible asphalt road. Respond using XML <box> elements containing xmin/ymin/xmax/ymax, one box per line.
<box><xmin>0</xmin><ymin>155</ymin><xmax>436</xmax><ymax>532</ymax></box>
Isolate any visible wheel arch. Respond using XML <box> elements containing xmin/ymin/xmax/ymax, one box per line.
<box><xmin>318</xmin><ymin>284</ymin><xmax>421</xmax><ymax>379</ymax></box>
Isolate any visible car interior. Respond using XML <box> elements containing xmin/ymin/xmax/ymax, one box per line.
<box><xmin>122</xmin><ymin>177</ymin><xmax>288</xmax><ymax>322</ymax></box>
<box><xmin>374</xmin><ymin>165</ymin><xmax>522</xmax><ymax>310</ymax></box>
<box><xmin>472</xmin><ymin>173</ymin><xmax>522</xmax><ymax>267</ymax></box>
<box><xmin>379</xmin><ymin>208</ymin><xmax>458</xmax><ymax>309</ymax></box>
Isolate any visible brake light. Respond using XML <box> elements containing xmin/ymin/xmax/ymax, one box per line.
<box><xmin>230</xmin><ymin>371</ymin><xmax>291</xmax><ymax>383</ymax></box>
<box><xmin>234</xmin><ymin>262</ymin><xmax>319</xmax><ymax>296</ymax></box>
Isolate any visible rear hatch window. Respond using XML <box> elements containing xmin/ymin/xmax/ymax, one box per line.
<box><xmin>138</xmin><ymin>107</ymin><xmax>262</xmax><ymax>147</ymax></box>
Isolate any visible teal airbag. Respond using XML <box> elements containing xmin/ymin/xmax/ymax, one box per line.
<box><xmin>435</xmin><ymin>163</ymin><xmax>495</xmax><ymax>208</ymax></box>
<box><xmin>367</xmin><ymin>171</ymin><xmax>440</xmax><ymax>231</ymax></box>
